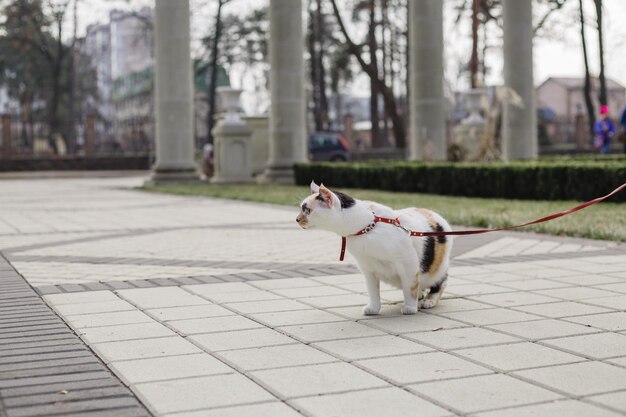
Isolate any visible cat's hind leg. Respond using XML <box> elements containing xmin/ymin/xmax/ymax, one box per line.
<box><xmin>421</xmin><ymin>274</ymin><xmax>448</xmax><ymax>309</ymax></box>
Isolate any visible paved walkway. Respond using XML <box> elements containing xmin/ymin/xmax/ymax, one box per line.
<box><xmin>1</xmin><ymin>175</ymin><xmax>626</xmax><ymax>417</ymax></box>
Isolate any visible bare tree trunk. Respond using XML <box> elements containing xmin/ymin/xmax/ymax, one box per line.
<box><xmin>368</xmin><ymin>0</ymin><xmax>382</xmax><ymax>147</ymax></box>
<box><xmin>207</xmin><ymin>0</ymin><xmax>225</xmax><ymax>145</ymax></box>
<box><xmin>308</xmin><ymin>0</ymin><xmax>322</xmax><ymax>131</ymax></box>
<box><xmin>594</xmin><ymin>0</ymin><xmax>607</xmax><ymax>106</ymax></box>
<box><xmin>48</xmin><ymin>16</ymin><xmax>65</xmax><ymax>154</ymax></box>
<box><xmin>579</xmin><ymin>0</ymin><xmax>596</xmax><ymax>137</ymax></box>
<box><xmin>67</xmin><ymin>0</ymin><xmax>78</xmax><ymax>154</ymax></box>
<box><xmin>330</xmin><ymin>0</ymin><xmax>405</xmax><ymax>148</ymax></box>
<box><xmin>316</xmin><ymin>0</ymin><xmax>329</xmax><ymax>130</ymax></box>
<box><xmin>470</xmin><ymin>0</ymin><xmax>480</xmax><ymax>88</ymax></box>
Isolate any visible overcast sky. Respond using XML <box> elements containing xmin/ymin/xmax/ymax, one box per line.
<box><xmin>72</xmin><ymin>0</ymin><xmax>626</xmax><ymax>96</ymax></box>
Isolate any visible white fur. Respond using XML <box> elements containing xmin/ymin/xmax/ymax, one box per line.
<box><xmin>297</xmin><ymin>183</ymin><xmax>452</xmax><ymax>315</ymax></box>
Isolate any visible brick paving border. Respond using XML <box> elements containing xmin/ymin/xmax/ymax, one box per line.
<box><xmin>0</xmin><ymin>254</ymin><xmax>152</xmax><ymax>417</ymax></box>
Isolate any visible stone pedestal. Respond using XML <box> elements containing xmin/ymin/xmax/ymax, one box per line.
<box><xmin>211</xmin><ymin>121</ymin><xmax>254</xmax><ymax>184</ymax></box>
<box><xmin>147</xmin><ymin>0</ymin><xmax>199</xmax><ymax>184</ymax></box>
<box><xmin>502</xmin><ymin>0</ymin><xmax>537</xmax><ymax>160</ymax></box>
<box><xmin>242</xmin><ymin>116</ymin><xmax>269</xmax><ymax>177</ymax></box>
<box><xmin>408</xmin><ymin>0</ymin><xmax>446</xmax><ymax>161</ymax></box>
<box><xmin>258</xmin><ymin>0</ymin><xmax>306</xmax><ymax>184</ymax></box>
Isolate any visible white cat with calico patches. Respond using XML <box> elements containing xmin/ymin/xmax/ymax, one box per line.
<box><xmin>297</xmin><ymin>182</ymin><xmax>452</xmax><ymax>315</ymax></box>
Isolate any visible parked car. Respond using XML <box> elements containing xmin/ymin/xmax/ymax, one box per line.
<box><xmin>308</xmin><ymin>132</ymin><xmax>350</xmax><ymax>162</ymax></box>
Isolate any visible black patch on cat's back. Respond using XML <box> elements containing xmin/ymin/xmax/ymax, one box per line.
<box><xmin>421</xmin><ymin>236</ymin><xmax>436</xmax><ymax>273</ymax></box>
<box><xmin>435</xmin><ymin>223</ymin><xmax>447</xmax><ymax>244</ymax></box>
<box><xmin>334</xmin><ymin>191</ymin><xmax>356</xmax><ymax>209</ymax></box>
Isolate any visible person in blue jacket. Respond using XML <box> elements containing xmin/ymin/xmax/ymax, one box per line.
<box><xmin>619</xmin><ymin>107</ymin><xmax>626</xmax><ymax>153</ymax></box>
<box><xmin>594</xmin><ymin>105</ymin><xmax>616</xmax><ymax>154</ymax></box>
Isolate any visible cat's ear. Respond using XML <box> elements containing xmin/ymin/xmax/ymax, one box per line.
<box><xmin>318</xmin><ymin>184</ymin><xmax>334</xmax><ymax>207</ymax></box>
<box><xmin>310</xmin><ymin>181</ymin><xmax>320</xmax><ymax>194</ymax></box>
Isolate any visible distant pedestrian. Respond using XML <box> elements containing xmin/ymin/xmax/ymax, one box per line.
<box><xmin>618</xmin><ymin>107</ymin><xmax>626</xmax><ymax>153</ymax></box>
<box><xmin>594</xmin><ymin>105</ymin><xmax>616</xmax><ymax>154</ymax></box>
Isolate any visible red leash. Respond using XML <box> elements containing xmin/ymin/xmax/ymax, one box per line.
<box><xmin>339</xmin><ymin>182</ymin><xmax>626</xmax><ymax>261</ymax></box>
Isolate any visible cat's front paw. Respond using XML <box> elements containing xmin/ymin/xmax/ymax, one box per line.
<box><xmin>401</xmin><ymin>305</ymin><xmax>418</xmax><ymax>315</ymax></box>
<box><xmin>421</xmin><ymin>299</ymin><xmax>436</xmax><ymax>309</ymax></box>
<box><xmin>363</xmin><ymin>304</ymin><xmax>381</xmax><ymax>316</ymax></box>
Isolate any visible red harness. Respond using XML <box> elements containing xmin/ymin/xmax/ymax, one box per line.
<box><xmin>338</xmin><ymin>182</ymin><xmax>626</xmax><ymax>261</ymax></box>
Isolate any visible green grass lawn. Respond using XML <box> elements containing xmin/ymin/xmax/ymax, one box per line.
<box><xmin>141</xmin><ymin>183</ymin><xmax>626</xmax><ymax>242</ymax></box>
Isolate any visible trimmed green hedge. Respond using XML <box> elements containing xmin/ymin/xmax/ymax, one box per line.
<box><xmin>294</xmin><ymin>161</ymin><xmax>626</xmax><ymax>202</ymax></box>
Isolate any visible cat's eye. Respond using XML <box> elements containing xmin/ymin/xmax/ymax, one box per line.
<box><xmin>304</xmin><ymin>207</ymin><xmax>312</xmax><ymax>215</ymax></box>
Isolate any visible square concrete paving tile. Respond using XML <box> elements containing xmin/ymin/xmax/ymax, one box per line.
<box><xmin>448</xmin><ymin>266</ymin><xmax>491</xmax><ymax>276</ymax></box>
<box><xmin>291</xmin><ymin>387</ymin><xmax>450</xmax><ymax>417</ymax></box>
<box><xmin>361</xmin><ymin>314</ymin><xmax>467</xmax><ymax>334</ymax></box>
<box><xmin>551</xmin><ymin>274</ymin><xmax>623</xmax><ymax>286</ymax></box>
<box><xmin>445</xmin><ymin>284</ymin><xmax>512</xmax><ymax>297</ymax></box>
<box><xmin>217</xmin><ymin>343</ymin><xmax>337</xmax><ymax>371</ymax></box>
<box><xmin>594</xmin><ymin>282</ymin><xmax>626</xmax><ymax>294</ymax></box>
<box><xmin>473</xmin><ymin>399</ymin><xmax>623</xmax><ymax>417</ymax></box>
<box><xmin>190</xmin><ymin>328</ymin><xmax>296</xmax><ymax>352</ymax></box>
<box><xmin>586</xmin><ymin>391</ymin><xmax>626</xmax><ymax>414</ymax></box>
<box><xmin>79</xmin><ymin>322</ymin><xmax>176</xmax><ymax>344</ymax></box>
<box><xmin>513</xmin><ymin>301</ymin><xmax>614</xmax><ymax>318</ymax></box>
<box><xmin>313</xmin><ymin>335</ymin><xmax>433</xmax><ymax>361</ymax></box>
<box><xmin>91</xmin><ymin>336</ymin><xmax>202</xmax><ymax>363</ymax></box>
<box><xmin>404</xmin><ymin>327</ymin><xmax>521</xmax><ymax>350</ymax></box>
<box><xmin>422</xmin><ymin>298</ymin><xmax>491</xmax><ymax>313</ymax></box>
<box><xmin>487</xmin><ymin>319</ymin><xmax>599</xmax><ymax>340</ymax></box>
<box><xmin>196</xmin><ymin>290</ymin><xmax>283</xmax><ymax>304</ymax></box>
<box><xmin>409</xmin><ymin>374</ymin><xmax>561</xmax><ymax>414</ymax></box>
<box><xmin>272</xmin><ymin>285</ymin><xmax>352</xmax><ymax>298</ymax></box>
<box><xmin>183</xmin><ymin>282</ymin><xmax>257</xmax><ymax>295</ymax></box>
<box><xmin>514</xmin><ymin>361</ymin><xmax>626</xmax><ymax>396</ymax></box>
<box><xmin>277</xmin><ymin>321</ymin><xmax>385</xmax><ymax>342</ymax></box>
<box><xmin>249</xmin><ymin>309</ymin><xmax>346</xmax><ymax>327</ymax></box>
<box><xmin>535</xmin><ymin>287</ymin><xmax>620</xmax><ymax>301</ymax></box>
<box><xmin>565</xmin><ymin>312</ymin><xmax>626</xmax><ymax>331</ymax></box>
<box><xmin>162</xmin><ymin>401</ymin><xmax>303</xmax><ymax>417</ymax></box>
<box><xmin>297</xmin><ymin>293</ymin><xmax>370</xmax><ymax>309</ymax></box>
<box><xmin>65</xmin><ymin>310</ymin><xmax>154</xmax><ymax>329</ymax></box>
<box><xmin>43</xmin><ymin>290</ymin><xmax>118</xmax><ymax>305</ymax></box>
<box><xmin>110</xmin><ymin>353</ymin><xmax>233</xmax><ymax>384</ymax></box>
<box><xmin>167</xmin><ymin>316</ymin><xmax>263</xmax><ymax>335</ymax></box>
<box><xmin>440</xmin><ymin>308</ymin><xmax>542</xmax><ymax>326</ymax></box>
<box><xmin>225</xmin><ymin>299</ymin><xmax>311</xmax><ymax>314</ymax></box>
<box><xmin>455</xmin><ymin>342</ymin><xmax>583</xmax><ymax>371</ymax></box>
<box><xmin>53</xmin><ymin>300</ymin><xmax>136</xmax><ymax>316</ymax></box>
<box><xmin>310</xmin><ymin>274</ymin><xmax>364</xmax><ymax>285</ymax></box>
<box><xmin>607</xmin><ymin>356</ymin><xmax>626</xmax><ymax>367</ymax></box>
<box><xmin>146</xmin><ymin>304</ymin><xmax>235</xmax><ymax>321</ymax></box>
<box><xmin>133</xmin><ymin>373</ymin><xmax>275</xmax><ymax>415</ymax></box>
<box><xmin>116</xmin><ymin>287</ymin><xmax>211</xmax><ymax>309</ymax></box>
<box><xmin>468</xmin><ymin>292</ymin><xmax>560</xmax><ymax>307</ymax></box>
<box><xmin>497</xmin><ymin>279</ymin><xmax>572</xmax><ymax>291</ymax></box>
<box><xmin>541</xmin><ymin>332</ymin><xmax>626</xmax><ymax>359</ymax></box>
<box><xmin>357</xmin><ymin>351</ymin><xmax>492</xmax><ymax>385</ymax></box>
<box><xmin>585</xmin><ymin>295</ymin><xmax>626</xmax><ymax>310</ymax></box>
<box><xmin>250</xmin><ymin>362</ymin><xmax>388</xmax><ymax>399</ymax></box>
<box><xmin>250</xmin><ymin>277</ymin><xmax>322</xmax><ymax>290</ymax></box>
<box><xmin>325</xmin><ymin>304</ymin><xmax>406</xmax><ymax>320</ymax></box>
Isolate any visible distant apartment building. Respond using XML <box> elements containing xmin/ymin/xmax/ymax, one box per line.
<box><xmin>536</xmin><ymin>77</ymin><xmax>625</xmax><ymax>146</ymax></box>
<box><xmin>83</xmin><ymin>8</ymin><xmax>153</xmax><ymax>150</ymax></box>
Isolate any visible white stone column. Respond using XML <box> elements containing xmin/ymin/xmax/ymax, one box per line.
<box><xmin>148</xmin><ymin>0</ymin><xmax>199</xmax><ymax>183</ymax></box>
<box><xmin>408</xmin><ymin>0</ymin><xmax>446</xmax><ymax>161</ymax></box>
<box><xmin>258</xmin><ymin>0</ymin><xmax>307</xmax><ymax>184</ymax></box>
<box><xmin>502</xmin><ymin>0</ymin><xmax>537</xmax><ymax>160</ymax></box>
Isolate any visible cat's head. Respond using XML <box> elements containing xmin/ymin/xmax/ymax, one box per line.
<box><xmin>296</xmin><ymin>181</ymin><xmax>355</xmax><ymax>230</ymax></box>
